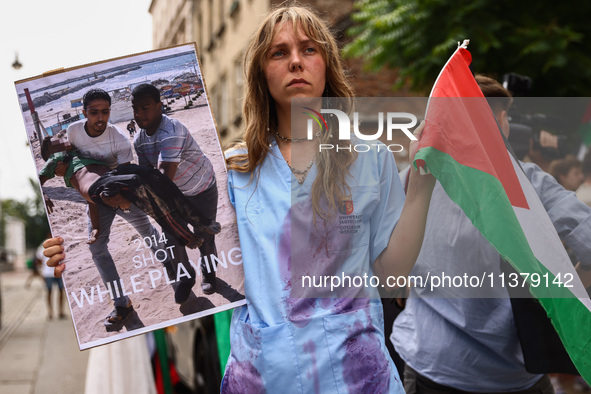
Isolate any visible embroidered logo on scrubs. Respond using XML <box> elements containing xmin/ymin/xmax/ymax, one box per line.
<box><xmin>338</xmin><ymin>198</ymin><xmax>354</xmax><ymax>215</ymax></box>
<box><xmin>339</xmin><ymin>213</ymin><xmax>362</xmax><ymax>234</ymax></box>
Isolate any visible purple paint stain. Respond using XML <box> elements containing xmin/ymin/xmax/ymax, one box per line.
<box><xmin>221</xmin><ymin>360</ymin><xmax>265</xmax><ymax>394</ymax></box>
<box><xmin>278</xmin><ymin>197</ymin><xmax>366</xmax><ymax>326</ymax></box>
<box><xmin>286</xmin><ymin>298</ymin><xmax>318</xmax><ymax>328</ymax></box>
<box><xmin>283</xmin><ymin>198</ymin><xmax>356</xmax><ymax>292</ymax></box>
<box><xmin>276</xmin><ymin>209</ymin><xmax>316</xmax><ymax>327</ymax></box>
<box><xmin>239</xmin><ymin>323</ymin><xmax>262</xmax><ymax>361</ymax></box>
<box><xmin>228</xmin><ymin>319</ymin><xmax>263</xmax><ymax>379</ymax></box>
<box><xmin>303</xmin><ymin>340</ymin><xmax>321</xmax><ymax>394</ymax></box>
<box><xmin>325</xmin><ymin>298</ymin><xmax>370</xmax><ymax>315</ymax></box>
<box><xmin>342</xmin><ymin>320</ymin><xmax>391</xmax><ymax>393</ymax></box>
<box><xmin>277</xmin><ymin>209</ymin><xmax>292</xmax><ymax>283</ymax></box>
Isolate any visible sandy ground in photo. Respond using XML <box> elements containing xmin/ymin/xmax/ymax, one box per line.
<box><xmin>25</xmin><ymin>96</ymin><xmax>245</xmax><ymax>349</ymax></box>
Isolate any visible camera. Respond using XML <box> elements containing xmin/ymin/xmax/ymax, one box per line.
<box><xmin>508</xmin><ymin>113</ymin><xmax>569</xmax><ymax>161</ymax></box>
<box><xmin>502</xmin><ymin>73</ymin><xmax>532</xmax><ymax>98</ymax></box>
<box><xmin>503</xmin><ymin>73</ymin><xmax>570</xmax><ymax>161</ymax></box>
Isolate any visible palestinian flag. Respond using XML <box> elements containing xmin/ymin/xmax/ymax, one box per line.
<box><xmin>577</xmin><ymin>101</ymin><xmax>591</xmax><ymax>147</ymax></box>
<box><xmin>413</xmin><ymin>40</ymin><xmax>591</xmax><ymax>382</ymax></box>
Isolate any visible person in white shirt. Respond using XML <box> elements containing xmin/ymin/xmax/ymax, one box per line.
<box><xmin>64</xmin><ymin>89</ymin><xmax>166</xmax><ymax>332</ymax></box>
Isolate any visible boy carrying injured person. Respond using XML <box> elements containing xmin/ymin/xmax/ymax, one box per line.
<box><xmin>38</xmin><ymin>137</ymin><xmax>220</xmax><ymax>249</ymax></box>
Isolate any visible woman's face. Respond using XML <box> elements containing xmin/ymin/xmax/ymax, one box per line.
<box><xmin>263</xmin><ymin>21</ymin><xmax>326</xmax><ymax>112</ymax></box>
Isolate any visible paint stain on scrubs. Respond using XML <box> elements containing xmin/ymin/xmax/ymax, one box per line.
<box><xmin>221</xmin><ymin>360</ymin><xmax>265</xmax><ymax>394</ymax></box>
<box><xmin>324</xmin><ymin>297</ymin><xmax>370</xmax><ymax>316</ymax></box>
<box><xmin>342</xmin><ymin>321</ymin><xmax>392</xmax><ymax>393</ymax></box>
<box><xmin>303</xmin><ymin>340</ymin><xmax>321</xmax><ymax>393</ymax></box>
<box><xmin>278</xmin><ymin>204</ymin><xmax>357</xmax><ymax>327</ymax></box>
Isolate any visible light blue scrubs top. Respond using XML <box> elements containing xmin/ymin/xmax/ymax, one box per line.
<box><xmin>222</xmin><ymin>139</ymin><xmax>406</xmax><ymax>393</ymax></box>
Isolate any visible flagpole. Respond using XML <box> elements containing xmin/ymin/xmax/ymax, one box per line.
<box><xmin>425</xmin><ymin>39</ymin><xmax>471</xmax><ymax>112</ymax></box>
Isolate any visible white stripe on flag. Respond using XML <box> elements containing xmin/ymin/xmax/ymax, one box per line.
<box><xmin>511</xmin><ymin>155</ymin><xmax>591</xmax><ymax>307</ymax></box>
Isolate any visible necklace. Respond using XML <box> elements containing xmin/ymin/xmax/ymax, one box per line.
<box><xmin>288</xmin><ymin>159</ymin><xmax>314</xmax><ymax>184</ymax></box>
<box><xmin>273</xmin><ymin>128</ymin><xmax>317</xmax><ymax>183</ymax></box>
<box><xmin>275</xmin><ymin>131</ymin><xmax>321</xmax><ymax>142</ymax></box>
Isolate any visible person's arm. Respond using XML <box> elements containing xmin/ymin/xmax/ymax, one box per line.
<box><xmin>372</xmin><ymin>122</ymin><xmax>436</xmax><ymax>283</ymax></box>
<box><xmin>157</xmin><ymin>118</ymin><xmax>188</xmax><ymax>180</ymax></box>
<box><xmin>158</xmin><ymin>161</ymin><xmax>179</xmax><ymax>180</ymax></box>
<box><xmin>44</xmin><ymin>196</ymin><xmax>54</xmax><ymax>214</ymax></box>
<box><xmin>39</xmin><ymin>174</ymin><xmax>54</xmax><ymax>213</ymax></box>
<box><xmin>525</xmin><ymin>162</ymin><xmax>591</xmax><ymax>270</ymax></box>
<box><xmin>133</xmin><ymin>135</ymin><xmax>153</xmax><ymax>168</ymax></box>
<box><xmin>373</xmin><ymin>167</ymin><xmax>434</xmax><ymax>282</ymax></box>
<box><xmin>38</xmin><ymin>159</ymin><xmax>56</xmax><ymax>186</ymax></box>
<box><xmin>87</xmin><ymin>202</ymin><xmax>100</xmax><ymax>244</ymax></box>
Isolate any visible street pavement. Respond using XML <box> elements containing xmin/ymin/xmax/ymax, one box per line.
<box><xmin>0</xmin><ymin>270</ymin><xmax>88</xmax><ymax>394</ymax></box>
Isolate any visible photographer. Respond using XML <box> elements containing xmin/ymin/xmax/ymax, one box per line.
<box><xmin>527</xmin><ymin>129</ymin><xmax>567</xmax><ymax>172</ymax></box>
<box><xmin>503</xmin><ymin>73</ymin><xmax>571</xmax><ymax>171</ymax></box>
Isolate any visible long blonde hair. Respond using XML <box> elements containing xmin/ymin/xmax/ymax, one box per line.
<box><xmin>226</xmin><ymin>3</ymin><xmax>356</xmax><ymax>220</ymax></box>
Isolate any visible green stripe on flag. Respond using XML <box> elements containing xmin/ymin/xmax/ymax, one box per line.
<box><xmin>577</xmin><ymin>123</ymin><xmax>591</xmax><ymax>146</ymax></box>
<box><xmin>414</xmin><ymin>147</ymin><xmax>539</xmax><ymax>274</ymax></box>
<box><xmin>414</xmin><ymin>146</ymin><xmax>591</xmax><ymax>381</ymax></box>
<box><xmin>537</xmin><ymin>296</ymin><xmax>591</xmax><ymax>378</ymax></box>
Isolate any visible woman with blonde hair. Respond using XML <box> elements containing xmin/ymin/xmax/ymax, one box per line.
<box><xmin>222</xmin><ymin>4</ymin><xmax>434</xmax><ymax>392</ymax></box>
<box><xmin>45</xmin><ymin>3</ymin><xmax>435</xmax><ymax>392</ymax></box>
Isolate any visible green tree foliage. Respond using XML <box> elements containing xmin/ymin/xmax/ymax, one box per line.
<box><xmin>343</xmin><ymin>0</ymin><xmax>591</xmax><ymax>96</ymax></box>
<box><xmin>1</xmin><ymin>178</ymin><xmax>50</xmax><ymax>249</ymax></box>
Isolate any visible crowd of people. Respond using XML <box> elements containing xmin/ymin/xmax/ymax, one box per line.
<box><xmin>547</xmin><ymin>151</ymin><xmax>591</xmax><ymax>208</ymax></box>
<box><xmin>39</xmin><ymin>3</ymin><xmax>591</xmax><ymax>393</ymax></box>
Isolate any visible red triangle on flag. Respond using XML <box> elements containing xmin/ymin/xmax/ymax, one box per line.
<box><xmin>421</xmin><ymin>48</ymin><xmax>529</xmax><ymax>210</ymax></box>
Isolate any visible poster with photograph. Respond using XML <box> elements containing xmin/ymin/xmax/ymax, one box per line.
<box><xmin>14</xmin><ymin>43</ymin><xmax>245</xmax><ymax>350</ymax></box>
